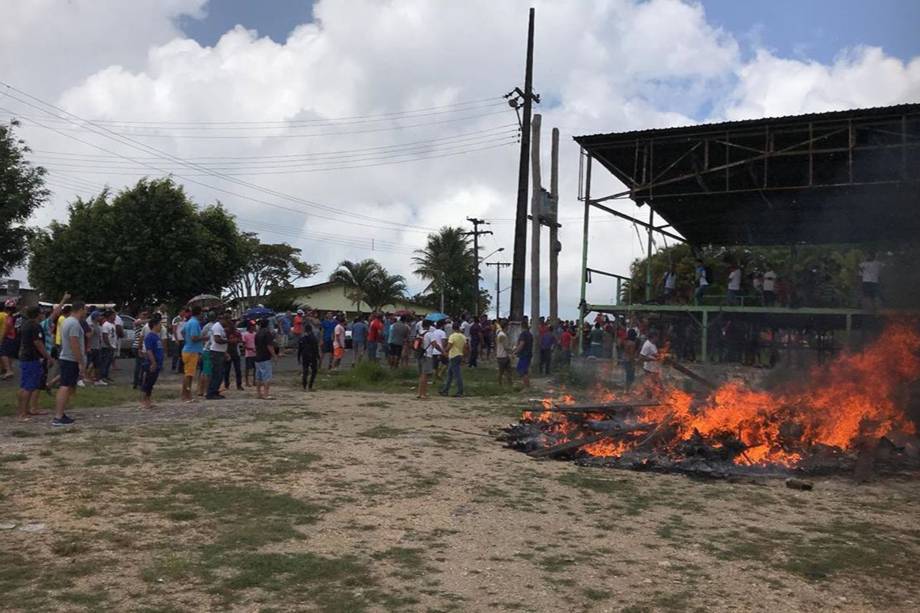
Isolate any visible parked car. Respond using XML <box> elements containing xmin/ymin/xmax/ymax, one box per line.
<box><xmin>117</xmin><ymin>314</ymin><xmax>136</xmax><ymax>355</ymax></box>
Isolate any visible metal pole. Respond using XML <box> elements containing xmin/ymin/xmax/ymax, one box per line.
<box><xmin>530</xmin><ymin>114</ymin><xmax>542</xmax><ymax>336</ymax></box>
<box><xmin>549</xmin><ymin>126</ymin><xmax>560</xmax><ymax>325</ymax></box>
<box><xmin>509</xmin><ymin>7</ymin><xmax>535</xmax><ymax>325</ymax></box>
<box><xmin>700</xmin><ymin>308</ymin><xmax>708</xmax><ymax>364</ymax></box>
<box><xmin>577</xmin><ymin>152</ymin><xmax>592</xmax><ymax>356</ymax></box>
<box><xmin>645</xmin><ymin>207</ymin><xmax>654</xmax><ymax>301</ymax></box>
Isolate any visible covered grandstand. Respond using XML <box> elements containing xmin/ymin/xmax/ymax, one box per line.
<box><xmin>573</xmin><ymin>103</ymin><xmax>920</xmax><ymax>360</ymax></box>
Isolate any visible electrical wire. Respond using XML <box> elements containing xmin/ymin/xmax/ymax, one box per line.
<box><xmin>28</xmin><ymin>123</ymin><xmax>518</xmax><ymax>161</ymax></box>
<box><xmin>0</xmin><ymin>86</ymin><xmax>446</xmax><ymax>234</ymax></box>
<box><xmin>18</xmin><ymin>95</ymin><xmax>505</xmax><ymax>127</ymax></box>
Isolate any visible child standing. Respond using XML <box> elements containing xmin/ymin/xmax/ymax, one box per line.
<box><xmin>141</xmin><ymin>315</ymin><xmax>164</xmax><ymax>410</ymax></box>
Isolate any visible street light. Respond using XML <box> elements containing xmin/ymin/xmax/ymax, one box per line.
<box><xmin>479</xmin><ymin>247</ymin><xmax>505</xmax><ymax>264</ymax></box>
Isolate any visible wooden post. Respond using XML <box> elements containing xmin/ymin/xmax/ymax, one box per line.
<box><xmin>549</xmin><ymin>127</ymin><xmax>560</xmax><ymax>325</ymax></box>
<box><xmin>530</xmin><ymin>114</ymin><xmax>542</xmax><ymax>336</ymax></box>
<box><xmin>509</xmin><ymin>8</ymin><xmax>536</xmax><ymax>325</ymax></box>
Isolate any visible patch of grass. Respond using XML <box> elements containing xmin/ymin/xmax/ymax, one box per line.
<box><xmin>51</xmin><ymin>536</ymin><xmax>90</xmax><ymax>557</ymax></box>
<box><xmin>0</xmin><ymin>384</ymin><xmax>178</xmax><ymax>418</ymax></box>
<box><xmin>212</xmin><ymin>551</ymin><xmax>378</xmax><ymax>610</ymax></box>
<box><xmin>75</xmin><ymin>505</ymin><xmax>97</xmax><ymax>518</ymax></box>
<box><xmin>166</xmin><ymin>509</ymin><xmax>198</xmax><ymax>522</ymax></box>
<box><xmin>357</xmin><ymin>425</ymin><xmax>409</xmax><ymax>439</ymax></box>
<box><xmin>582</xmin><ymin>587</ymin><xmax>613</xmax><ymax>601</ymax></box>
<box><xmin>142</xmin><ymin>553</ymin><xmax>194</xmax><ymax>583</ymax></box>
<box><xmin>0</xmin><ymin>453</ymin><xmax>28</xmax><ymax>463</ymax></box>
<box><xmin>537</xmin><ymin>554</ymin><xmax>577</xmax><ymax>573</ymax></box>
<box><xmin>59</xmin><ymin>589</ymin><xmax>109</xmax><ymax>607</ymax></box>
<box><xmin>327</xmin><ymin>358</ymin><xmax>520</xmax><ymax>397</ymax></box>
<box><xmin>9</xmin><ymin>429</ymin><xmax>38</xmax><ymax>438</ymax></box>
<box><xmin>358</xmin><ymin>400</ymin><xmax>394</xmax><ymax>408</ymax></box>
<box><xmin>267</xmin><ymin>451</ymin><xmax>321</xmax><ymax>475</ymax></box>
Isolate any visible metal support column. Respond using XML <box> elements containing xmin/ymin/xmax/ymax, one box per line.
<box><xmin>577</xmin><ymin>153</ymin><xmax>592</xmax><ymax>356</ymax></box>
<box><xmin>700</xmin><ymin>309</ymin><xmax>708</xmax><ymax>364</ymax></box>
<box><xmin>845</xmin><ymin>313</ymin><xmax>852</xmax><ymax>349</ymax></box>
<box><xmin>645</xmin><ymin>207</ymin><xmax>654</xmax><ymax>301</ymax></box>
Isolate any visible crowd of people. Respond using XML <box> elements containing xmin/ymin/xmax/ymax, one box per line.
<box><xmin>2</xmin><ymin>290</ymin><xmax>860</xmax><ymax>426</ymax></box>
<box><xmin>655</xmin><ymin>252</ymin><xmax>885</xmax><ymax>309</ymax></box>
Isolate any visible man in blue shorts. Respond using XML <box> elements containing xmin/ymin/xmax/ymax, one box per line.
<box><xmin>54</xmin><ymin>301</ymin><xmax>87</xmax><ymax>426</ymax></box>
<box><xmin>515</xmin><ymin>317</ymin><xmax>534</xmax><ymax>389</ymax></box>
<box><xmin>17</xmin><ymin>306</ymin><xmax>49</xmax><ymax>421</ymax></box>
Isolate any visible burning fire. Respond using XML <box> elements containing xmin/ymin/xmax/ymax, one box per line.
<box><xmin>523</xmin><ymin>321</ymin><xmax>920</xmax><ymax>468</ymax></box>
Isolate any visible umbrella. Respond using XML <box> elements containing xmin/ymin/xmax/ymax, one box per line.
<box><xmin>424</xmin><ymin>312</ymin><xmax>447</xmax><ymax>322</ymax></box>
<box><xmin>243</xmin><ymin>306</ymin><xmax>275</xmax><ymax>320</ymax></box>
<box><xmin>187</xmin><ymin>294</ymin><xmax>223</xmax><ymax>309</ymax></box>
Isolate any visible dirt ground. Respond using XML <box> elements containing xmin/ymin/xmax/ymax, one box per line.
<box><xmin>1</xmin><ymin>382</ymin><xmax>920</xmax><ymax>612</ymax></box>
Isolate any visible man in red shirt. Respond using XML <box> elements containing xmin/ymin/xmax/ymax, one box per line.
<box><xmin>560</xmin><ymin>325</ymin><xmax>573</xmax><ymax>366</ymax></box>
<box><xmin>367</xmin><ymin>313</ymin><xmax>384</xmax><ymax>362</ymax></box>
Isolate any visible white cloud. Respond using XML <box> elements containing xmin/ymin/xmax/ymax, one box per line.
<box><xmin>3</xmin><ymin>0</ymin><xmax>918</xmax><ymax>317</ymax></box>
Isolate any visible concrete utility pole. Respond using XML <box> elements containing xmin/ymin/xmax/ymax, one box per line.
<box><xmin>464</xmin><ymin>217</ymin><xmax>492</xmax><ymax>317</ymax></box>
<box><xmin>530</xmin><ymin>113</ymin><xmax>542</xmax><ymax>336</ymax></box>
<box><xmin>548</xmin><ymin>126</ymin><xmax>560</xmax><ymax>325</ymax></box>
<box><xmin>508</xmin><ymin>7</ymin><xmax>537</xmax><ymax>327</ymax></box>
<box><xmin>486</xmin><ymin>261</ymin><xmax>511</xmax><ymax>319</ymax></box>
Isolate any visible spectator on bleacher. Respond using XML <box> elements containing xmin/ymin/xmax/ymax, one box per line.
<box><xmin>694</xmin><ymin>259</ymin><xmax>709</xmax><ymax>305</ymax></box>
<box><xmin>858</xmin><ymin>251</ymin><xmax>883</xmax><ymax>309</ymax></box>
<box><xmin>763</xmin><ymin>268</ymin><xmax>778</xmax><ymax>306</ymax></box>
<box><xmin>727</xmin><ymin>264</ymin><xmax>742</xmax><ymax>305</ymax></box>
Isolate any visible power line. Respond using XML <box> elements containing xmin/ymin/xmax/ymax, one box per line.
<box><xmin>30</xmin><ymin>138</ymin><xmax>518</xmax><ymax>176</ymax></box>
<box><xmin>0</xmin><ymin>84</ymin><xmax>444</xmax><ymax>233</ymax></box>
<box><xmin>27</xmin><ymin>123</ymin><xmax>517</xmax><ymax>161</ymax></box>
<box><xmin>4</xmin><ymin>107</ymin><xmax>512</xmax><ymax>139</ymax></box>
<box><xmin>24</xmin><ymin>96</ymin><xmax>504</xmax><ymax>127</ymax></box>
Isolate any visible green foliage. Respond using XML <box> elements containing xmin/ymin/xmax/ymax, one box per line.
<box><xmin>0</xmin><ymin>122</ymin><xmax>48</xmax><ymax>274</ymax></box>
<box><xmin>329</xmin><ymin>258</ymin><xmax>406</xmax><ymax>311</ymax></box>
<box><xmin>28</xmin><ymin>178</ymin><xmax>247</xmax><ymax>307</ymax></box>
<box><xmin>625</xmin><ymin>242</ymin><xmax>916</xmax><ymax>308</ymax></box>
<box><xmin>413</xmin><ymin>226</ymin><xmax>488</xmax><ymax>315</ymax></box>
<box><xmin>226</xmin><ymin>234</ymin><xmax>318</xmax><ymax>304</ymax></box>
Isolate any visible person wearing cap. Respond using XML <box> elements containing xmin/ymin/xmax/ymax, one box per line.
<box><xmin>292</xmin><ymin>309</ymin><xmax>304</xmax><ymax>342</ymax></box>
<box><xmin>54</xmin><ymin>301</ymin><xmax>87</xmax><ymax>426</ymax></box>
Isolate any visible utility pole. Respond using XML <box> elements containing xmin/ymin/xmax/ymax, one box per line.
<box><xmin>464</xmin><ymin>217</ymin><xmax>492</xmax><ymax>317</ymax></box>
<box><xmin>548</xmin><ymin>126</ymin><xmax>560</xmax><ymax>325</ymax></box>
<box><xmin>507</xmin><ymin>7</ymin><xmax>538</xmax><ymax>328</ymax></box>
<box><xmin>486</xmin><ymin>261</ymin><xmax>511</xmax><ymax>319</ymax></box>
<box><xmin>530</xmin><ymin>113</ymin><xmax>542</xmax><ymax>336</ymax></box>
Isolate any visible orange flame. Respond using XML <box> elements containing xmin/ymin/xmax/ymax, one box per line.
<box><xmin>523</xmin><ymin>321</ymin><xmax>920</xmax><ymax>467</ymax></box>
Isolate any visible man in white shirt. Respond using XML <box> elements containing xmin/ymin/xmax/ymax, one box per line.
<box><xmin>205</xmin><ymin>313</ymin><xmax>228</xmax><ymax>400</ymax></box>
<box><xmin>763</xmin><ymin>269</ymin><xmax>778</xmax><ymax>306</ymax></box>
<box><xmin>639</xmin><ymin>331</ymin><xmax>662</xmax><ymax>394</ymax></box>
<box><xmin>494</xmin><ymin>320</ymin><xmax>512</xmax><ymax>386</ymax></box>
<box><xmin>694</xmin><ymin>259</ymin><xmax>709</xmax><ymax>305</ymax></box>
<box><xmin>100</xmin><ymin>311</ymin><xmax>118</xmax><ymax>383</ymax></box>
<box><xmin>727</xmin><ymin>264</ymin><xmax>742</xmax><ymax>305</ymax></box>
<box><xmin>416</xmin><ymin>320</ymin><xmax>446</xmax><ymax>400</ymax></box>
<box><xmin>859</xmin><ymin>251</ymin><xmax>883</xmax><ymax>309</ymax></box>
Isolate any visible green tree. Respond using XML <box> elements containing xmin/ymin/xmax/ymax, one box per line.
<box><xmin>329</xmin><ymin>259</ymin><xmax>384</xmax><ymax>311</ymax></box>
<box><xmin>364</xmin><ymin>270</ymin><xmax>407</xmax><ymax>312</ymax></box>
<box><xmin>225</xmin><ymin>234</ymin><xmax>318</xmax><ymax>304</ymax></box>
<box><xmin>413</xmin><ymin>226</ymin><xmax>486</xmax><ymax>315</ymax></box>
<box><xmin>28</xmin><ymin>178</ymin><xmax>247</xmax><ymax>307</ymax></box>
<box><xmin>0</xmin><ymin>122</ymin><xmax>48</xmax><ymax>274</ymax></box>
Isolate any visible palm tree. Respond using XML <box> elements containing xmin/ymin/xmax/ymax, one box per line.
<box><xmin>413</xmin><ymin>227</ymin><xmax>475</xmax><ymax>313</ymax></box>
<box><xmin>365</xmin><ymin>271</ymin><xmax>408</xmax><ymax>312</ymax></box>
<box><xmin>329</xmin><ymin>259</ymin><xmax>382</xmax><ymax>312</ymax></box>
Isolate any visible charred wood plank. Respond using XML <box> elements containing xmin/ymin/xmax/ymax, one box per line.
<box><xmin>664</xmin><ymin>359</ymin><xmax>718</xmax><ymax>390</ymax></box>
<box><xmin>528</xmin><ymin>434</ymin><xmax>606</xmax><ymax>459</ymax></box>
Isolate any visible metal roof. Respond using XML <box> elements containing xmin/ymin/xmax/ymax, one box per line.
<box><xmin>575</xmin><ymin>103</ymin><xmax>920</xmax><ymax>245</ymax></box>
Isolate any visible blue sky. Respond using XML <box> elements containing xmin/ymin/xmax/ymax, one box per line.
<box><xmin>178</xmin><ymin>0</ymin><xmax>920</xmax><ymax>63</ymax></box>
<box><xmin>180</xmin><ymin>0</ymin><xmax>920</xmax><ymax>63</ymax></box>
